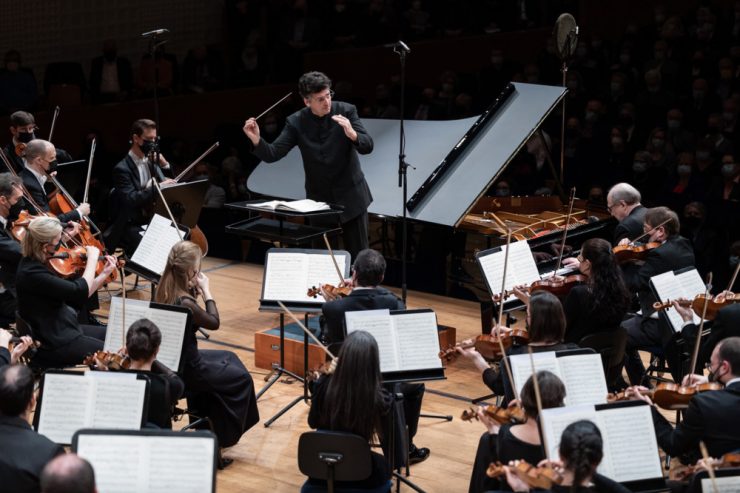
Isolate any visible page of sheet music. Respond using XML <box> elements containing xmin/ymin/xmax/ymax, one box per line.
<box><xmin>105</xmin><ymin>297</ymin><xmax>151</xmax><ymax>352</ymax></box>
<box><xmin>651</xmin><ymin>270</ymin><xmax>702</xmax><ymax>331</ymax></box>
<box><xmin>540</xmin><ymin>404</ymin><xmax>598</xmax><ymax>463</ymax></box>
<box><xmin>477</xmin><ymin>241</ymin><xmax>540</xmax><ymax>299</ymax></box>
<box><xmin>393</xmin><ymin>311</ymin><xmax>442</xmax><ymax>371</ymax></box>
<box><xmin>509</xmin><ymin>352</ymin><xmax>563</xmax><ymax>398</ymax></box>
<box><xmin>596</xmin><ymin>405</ymin><xmax>662</xmax><ymax>483</ymax></box>
<box><xmin>557</xmin><ymin>354</ymin><xmax>609</xmax><ymax>406</ymax></box>
<box><xmin>130</xmin><ymin>214</ymin><xmax>182</xmax><ymax>275</ymax></box>
<box><xmin>306</xmin><ymin>253</ymin><xmax>348</xmax><ymax>292</ymax></box>
<box><xmin>701</xmin><ymin>477</ymin><xmax>740</xmax><ymax>493</ymax></box>
<box><xmin>37</xmin><ymin>374</ymin><xmax>92</xmax><ymax>444</ymax></box>
<box><xmin>262</xmin><ymin>252</ymin><xmax>310</xmax><ymax>301</ymax></box>
<box><xmin>89</xmin><ymin>378</ymin><xmax>146</xmax><ymax>430</ymax></box>
<box><xmin>677</xmin><ymin>269</ymin><xmax>709</xmax><ymax>324</ymax></box>
<box><xmin>345</xmin><ymin>310</ymin><xmax>399</xmax><ymax>373</ymax></box>
<box><xmin>76</xmin><ymin>434</ymin><xmax>215</xmax><ymax>493</ymax></box>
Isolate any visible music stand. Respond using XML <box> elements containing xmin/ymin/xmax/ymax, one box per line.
<box><xmin>154</xmin><ymin>179</ymin><xmax>209</xmax><ymax>228</ymax></box>
<box><xmin>257</xmin><ymin>247</ymin><xmax>351</xmax><ymax>427</ymax></box>
<box><xmin>54</xmin><ymin>159</ymin><xmax>86</xmax><ymax>198</ymax></box>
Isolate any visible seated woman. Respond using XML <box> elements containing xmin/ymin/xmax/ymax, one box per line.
<box><xmin>469</xmin><ymin>370</ymin><xmax>566</xmax><ymax>493</ymax></box>
<box><xmin>459</xmin><ymin>291</ymin><xmax>577</xmax><ymax>402</ymax></box>
<box><xmin>124</xmin><ymin>318</ymin><xmax>185</xmax><ymax>428</ymax></box>
<box><xmin>307</xmin><ymin>330</ymin><xmax>393</xmax><ymax>491</ymax></box>
<box><xmin>16</xmin><ymin>216</ymin><xmax>116</xmax><ymax>367</ymax></box>
<box><xmin>560</xmin><ymin>238</ymin><xmax>630</xmax><ymax>344</ymax></box>
<box><xmin>504</xmin><ymin>420</ymin><xmax>630</xmax><ymax>493</ymax></box>
<box><xmin>155</xmin><ymin>240</ymin><xmax>259</xmax><ymax>448</ymax></box>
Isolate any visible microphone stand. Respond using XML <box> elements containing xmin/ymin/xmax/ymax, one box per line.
<box><xmin>148</xmin><ymin>32</ymin><xmax>167</xmax><ymax>183</ymax></box>
<box><xmin>395</xmin><ymin>41</ymin><xmax>413</xmax><ymax>305</ymax></box>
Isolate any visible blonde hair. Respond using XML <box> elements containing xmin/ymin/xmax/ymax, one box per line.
<box><xmin>155</xmin><ymin>241</ymin><xmax>202</xmax><ymax>304</ymax></box>
<box><xmin>22</xmin><ymin>216</ymin><xmax>62</xmax><ymax>262</ymax></box>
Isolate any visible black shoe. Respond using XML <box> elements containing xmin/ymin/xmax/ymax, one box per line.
<box><xmin>86</xmin><ymin>314</ymin><xmax>105</xmax><ymax>326</ymax></box>
<box><xmin>408</xmin><ymin>445</ymin><xmax>430</xmax><ymax>465</ymax></box>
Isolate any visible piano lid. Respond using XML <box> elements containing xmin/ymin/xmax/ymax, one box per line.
<box><xmin>247</xmin><ymin>82</ymin><xmax>566</xmax><ymax>228</ymax></box>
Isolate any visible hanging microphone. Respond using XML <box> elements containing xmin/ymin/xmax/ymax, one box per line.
<box><xmin>141</xmin><ymin>28</ymin><xmax>169</xmax><ymax>37</ymax></box>
<box><xmin>394</xmin><ymin>41</ymin><xmax>411</xmax><ymax>53</ymax></box>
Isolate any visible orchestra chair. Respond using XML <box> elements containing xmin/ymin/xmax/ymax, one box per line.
<box><xmin>120</xmin><ymin>370</ymin><xmax>174</xmax><ymax>430</ymax></box>
<box><xmin>686</xmin><ymin>467</ymin><xmax>740</xmax><ymax>493</ymax></box>
<box><xmin>173</xmin><ymin>391</ymin><xmax>233</xmax><ymax>469</ymax></box>
<box><xmin>578</xmin><ymin>328</ymin><xmax>627</xmax><ymax>392</ymax></box>
<box><xmin>298</xmin><ymin>430</ymin><xmax>391</xmax><ymax>493</ymax></box>
<box><xmin>644</xmin><ymin>346</ymin><xmax>674</xmax><ymax>385</ymax></box>
<box><xmin>14</xmin><ymin>312</ymin><xmax>47</xmax><ymax>374</ymax></box>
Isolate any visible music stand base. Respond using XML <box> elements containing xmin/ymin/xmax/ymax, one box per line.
<box><xmin>393</xmin><ymin>471</ymin><xmax>426</xmax><ymax>493</ymax></box>
<box><xmin>419</xmin><ymin>413</ymin><xmax>452</xmax><ymax>421</ymax></box>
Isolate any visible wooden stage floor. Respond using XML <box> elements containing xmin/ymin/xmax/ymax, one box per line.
<box><xmin>95</xmin><ymin>256</ymin><xmax>670</xmax><ymax>493</ymax></box>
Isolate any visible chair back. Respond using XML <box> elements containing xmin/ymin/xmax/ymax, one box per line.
<box><xmin>14</xmin><ymin>312</ymin><xmax>37</xmax><ymax>340</ymax></box>
<box><xmin>122</xmin><ymin>370</ymin><xmax>173</xmax><ymax>429</ymax></box>
<box><xmin>298</xmin><ymin>431</ymin><xmax>372</xmax><ymax>484</ymax></box>
<box><xmin>578</xmin><ymin>328</ymin><xmax>627</xmax><ymax>389</ymax></box>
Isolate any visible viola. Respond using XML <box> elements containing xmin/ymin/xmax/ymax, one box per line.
<box><xmin>676</xmin><ymin>452</ymin><xmax>740</xmax><ymax>481</ymax></box>
<box><xmin>486</xmin><ymin>461</ymin><xmax>506</xmax><ymax>478</ymax></box>
<box><xmin>439</xmin><ymin>330</ymin><xmax>530</xmax><ymax>362</ymax></box>
<box><xmin>509</xmin><ymin>460</ymin><xmax>564</xmax><ymax>489</ymax></box>
<box><xmin>48</xmin><ymin>245</ymin><xmax>123</xmax><ymax>284</ymax></box>
<box><xmin>307</xmin><ymin>284</ymin><xmax>352</xmax><ymax>299</ymax></box>
<box><xmin>653</xmin><ymin>292</ymin><xmax>738</xmax><ymax>321</ymax></box>
<box><xmin>651</xmin><ymin>382</ymin><xmax>723</xmax><ymax>410</ymax></box>
<box><xmin>612</xmin><ymin>241</ymin><xmax>661</xmax><ymax>263</ymax></box>
<box><xmin>10</xmin><ymin>209</ymin><xmax>41</xmax><ymax>242</ymax></box>
<box><xmin>461</xmin><ymin>403</ymin><xmax>527</xmax><ymax>425</ymax></box>
<box><xmin>83</xmin><ymin>350</ymin><xmax>130</xmax><ymax>370</ymax></box>
<box><xmin>306</xmin><ymin>358</ymin><xmax>338</xmax><ymax>382</ymax></box>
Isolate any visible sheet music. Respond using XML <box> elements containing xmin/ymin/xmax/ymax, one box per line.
<box><xmin>509</xmin><ymin>352</ymin><xmax>562</xmax><ymax>398</ymax></box>
<box><xmin>393</xmin><ymin>311</ymin><xmax>442</xmax><ymax>371</ymax></box>
<box><xmin>540</xmin><ymin>404</ymin><xmax>598</xmax><ymax>463</ymax></box>
<box><xmin>557</xmin><ymin>354</ymin><xmax>609</xmax><ymax>406</ymax></box>
<box><xmin>105</xmin><ymin>297</ymin><xmax>187</xmax><ymax>371</ymax></box>
<box><xmin>701</xmin><ymin>477</ymin><xmax>740</xmax><ymax>493</ymax></box>
<box><xmin>37</xmin><ymin>374</ymin><xmax>91</xmax><ymax>444</ymax></box>
<box><xmin>651</xmin><ymin>269</ymin><xmax>705</xmax><ymax>331</ymax></box>
<box><xmin>130</xmin><ymin>214</ymin><xmax>182</xmax><ymax>275</ymax></box>
<box><xmin>261</xmin><ymin>252</ymin><xmax>310</xmax><ymax>301</ymax></box>
<box><xmin>346</xmin><ymin>310</ymin><xmax>398</xmax><ymax>372</ymax></box>
<box><xmin>89</xmin><ymin>377</ymin><xmax>146</xmax><ymax>430</ymax></box>
<box><xmin>76</xmin><ymin>434</ymin><xmax>215</xmax><ymax>493</ymax></box>
<box><xmin>597</xmin><ymin>405</ymin><xmax>662</xmax><ymax>483</ymax></box>
<box><xmin>477</xmin><ymin>241</ymin><xmax>540</xmax><ymax>299</ymax></box>
<box><xmin>306</xmin><ymin>253</ymin><xmax>348</xmax><ymax>291</ymax></box>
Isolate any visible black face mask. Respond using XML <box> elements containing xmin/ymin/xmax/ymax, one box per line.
<box><xmin>140</xmin><ymin>140</ymin><xmax>157</xmax><ymax>156</ymax></box>
<box><xmin>8</xmin><ymin>201</ymin><xmax>23</xmax><ymax>219</ymax></box>
<box><xmin>48</xmin><ymin>159</ymin><xmax>58</xmax><ymax>174</ymax></box>
<box><xmin>17</xmin><ymin>131</ymin><xmax>34</xmax><ymax>143</ymax></box>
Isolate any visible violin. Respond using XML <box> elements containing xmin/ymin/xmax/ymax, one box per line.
<box><xmin>48</xmin><ymin>245</ymin><xmax>123</xmax><ymax>284</ymax></box>
<box><xmin>676</xmin><ymin>452</ymin><xmax>740</xmax><ymax>481</ymax></box>
<box><xmin>506</xmin><ymin>460</ymin><xmax>564</xmax><ymax>489</ymax></box>
<box><xmin>651</xmin><ymin>382</ymin><xmax>723</xmax><ymax>410</ymax></box>
<box><xmin>83</xmin><ymin>350</ymin><xmax>130</xmax><ymax>370</ymax></box>
<box><xmin>10</xmin><ymin>209</ymin><xmax>41</xmax><ymax>242</ymax></box>
<box><xmin>461</xmin><ymin>403</ymin><xmax>527</xmax><ymax>425</ymax></box>
<box><xmin>612</xmin><ymin>242</ymin><xmax>661</xmax><ymax>263</ymax></box>
<box><xmin>495</xmin><ymin>275</ymin><xmax>587</xmax><ymax>302</ymax></box>
<box><xmin>307</xmin><ymin>284</ymin><xmax>352</xmax><ymax>299</ymax></box>
<box><xmin>653</xmin><ymin>292</ymin><xmax>738</xmax><ymax>321</ymax></box>
<box><xmin>14</xmin><ymin>142</ymin><xmax>26</xmax><ymax>157</ymax></box>
<box><xmin>305</xmin><ymin>358</ymin><xmax>338</xmax><ymax>382</ymax></box>
<box><xmin>439</xmin><ymin>330</ymin><xmax>530</xmax><ymax>362</ymax></box>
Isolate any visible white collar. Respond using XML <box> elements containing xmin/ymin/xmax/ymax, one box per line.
<box><xmin>128</xmin><ymin>149</ymin><xmax>148</xmax><ymax>166</ymax></box>
<box><xmin>26</xmin><ymin>163</ymin><xmax>47</xmax><ymax>187</ymax></box>
<box><xmin>0</xmin><ymin>215</ymin><xmax>6</xmax><ymax>228</ymax></box>
<box><xmin>725</xmin><ymin>377</ymin><xmax>740</xmax><ymax>387</ymax></box>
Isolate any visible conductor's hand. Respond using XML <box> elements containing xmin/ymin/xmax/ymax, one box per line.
<box><xmin>243</xmin><ymin>118</ymin><xmax>260</xmax><ymax>146</ymax></box>
<box><xmin>331</xmin><ymin>114</ymin><xmax>358</xmax><ymax>142</ymax></box>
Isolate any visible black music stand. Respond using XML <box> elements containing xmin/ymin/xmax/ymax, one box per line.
<box><xmin>257</xmin><ymin>248</ymin><xmax>351</xmax><ymax>427</ymax></box>
<box><xmin>154</xmin><ymin>179</ymin><xmax>208</xmax><ymax>228</ymax></box>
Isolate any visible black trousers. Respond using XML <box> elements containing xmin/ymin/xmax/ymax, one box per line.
<box><xmin>382</xmin><ymin>382</ymin><xmax>425</xmax><ymax>469</ymax></box>
<box><xmin>622</xmin><ymin>315</ymin><xmax>686</xmax><ymax>384</ymax></box>
<box><xmin>32</xmin><ymin>325</ymin><xmax>106</xmax><ymax>368</ymax></box>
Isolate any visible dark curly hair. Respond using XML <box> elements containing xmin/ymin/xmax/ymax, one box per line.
<box><xmin>580</xmin><ymin>238</ymin><xmax>630</xmax><ymax>327</ymax></box>
<box><xmin>559</xmin><ymin>420</ymin><xmax>603</xmax><ymax>489</ymax></box>
<box><xmin>298</xmin><ymin>71</ymin><xmax>332</xmax><ymax>98</ymax></box>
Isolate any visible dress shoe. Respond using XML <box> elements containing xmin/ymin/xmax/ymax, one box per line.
<box><xmin>408</xmin><ymin>444</ymin><xmax>430</xmax><ymax>465</ymax></box>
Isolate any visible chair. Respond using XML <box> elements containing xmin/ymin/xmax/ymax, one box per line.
<box><xmin>298</xmin><ymin>430</ymin><xmax>390</xmax><ymax>493</ymax></box>
<box><xmin>578</xmin><ymin>328</ymin><xmax>627</xmax><ymax>391</ymax></box>
<box><xmin>686</xmin><ymin>467</ymin><xmax>740</xmax><ymax>493</ymax></box>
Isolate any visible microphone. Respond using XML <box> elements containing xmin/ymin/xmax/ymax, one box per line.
<box><xmin>394</xmin><ymin>40</ymin><xmax>411</xmax><ymax>53</ymax></box>
<box><xmin>141</xmin><ymin>28</ymin><xmax>169</xmax><ymax>37</ymax></box>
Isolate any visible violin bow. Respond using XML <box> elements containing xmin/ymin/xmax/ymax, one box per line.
<box><xmin>0</xmin><ymin>147</ymin><xmax>46</xmax><ymax>215</ymax></box>
<box><xmin>726</xmin><ymin>256</ymin><xmax>740</xmax><ymax>292</ymax></box>
<box><xmin>277</xmin><ymin>300</ymin><xmax>336</xmax><ymax>361</ymax></box>
<box><xmin>254</xmin><ymin>92</ymin><xmax>292</xmax><ymax>121</ymax></box>
<box><xmin>173</xmin><ymin>142</ymin><xmax>220</xmax><ymax>183</ymax></box>
<box><xmin>528</xmin><ymin>345</ymin><xmax>551</xmax><ymax>462</ymax></box>
<box><xmin>554</xmin><ymin>188</ymin><xmax>576</xmax><ymax>274</ymax></box>
<box><xmin>121</xmin><ymin>264</ymin><xmax>127</xmax><ymax>349</ymax></box>
<box><xmin>699</xmin><ymin>441</ymin><xmax>720</xmax><ymax>493</ymax></box>
<box><xmin>495</xmin><ymin>229</ymin><xmax>520</xmax><ymax>402</ymax></box>
<box><xmin>153</xmin><ymin>180</ymin><xmax>184</xmax><ymax>241</ymax></box>
<box><xmin>47</xmin><ymin>106</ymin><xmax>60</xmax><ymax>143</ymax></box>
<box><xmin>322</xmin><ymin>233</ymin><xmax>345</xmax><ymax>285</ymax></box>
<box><xmin>82</xmin><ymin>138</ymin><xmax>95</xmax><ymax>205</ymax></box>
<box><xmin>629</xmin><ymin>218</ymin><xmax>672</xmax><ymax>245</ymax></box>
<box><xmin>689</xmin><ymin>273</ymin><xmax>713</xmax><ymax>376</ymax></box>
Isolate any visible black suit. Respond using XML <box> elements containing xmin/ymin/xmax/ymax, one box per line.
<box><xmin>682</xmin><ymin>304</ymin><xmax>740</xmax><ymax>369</ymax></box>
<box><xmin>252</xmin><ymin>101</ymin><xmax>373</xmax><ymax>258</ymax></box>
<box><xmin>0</xmin><ymin>415</ymin><xmax>64</xmax><ymax>492</ymax></box>
<box><xmin>19</xmin><ymin>167</ymin><xmax>80</xmax><ymax>224</ymax></box>
<box><xmin>321</xmin><ymin>286</ymin><xmax>424</xmax><ymax>450</ymax></box>
<box><xmin>651</xmin><ymin>381</ymin><xmax>740</xmax><ymax>463</ymax></box>
<box><xmin>613</xmin><ymin>205</ymin><xmax>647</xmax><ymax>245</ymax></box>
<box><xmin>0</xmin><ymin>219</ymin><xmax>21</xmax><ymax>318</ymax></box>
<box><xmin>4</xmin><ymin>145</ymin><xmax>74</xmax><ymax>174</ymax></box>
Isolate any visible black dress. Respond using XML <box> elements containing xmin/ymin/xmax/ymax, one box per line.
<box><xmin>176</xmin><ymin>295</ymin><xmax>259</xmax><ymax>447</ymax></box>
<box><xmin>469</xmin><ymin>424</ymin><xmax>544</xmax><ymax>493</ymax></box>
<box><xmin>562</xmin><ymin>285</ymin><xmax>626</xmax><ymax>344</ymax></box>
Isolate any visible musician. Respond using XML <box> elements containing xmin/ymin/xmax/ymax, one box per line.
<box><xmin>503</xmin><ymin>420</ymin><xmax>631</xmax><ymax>493</ymax></box>
<box><xmin>0</xmin><ymin>173</ymin><xmax>24</xmax><ymax>319</ymax></box>
<box><xmin>155</xmin><ymin>240</ymin><xmax>259</xmax><ymax>449</ymax></box>
<box><xmin>461</xmin><ymin>291</ymin><xmax>577</xmax><ymax>401</ymax></box>
<box><xmin>0</xmin><ymin>365</ymin><xmax>64</xmax><ymax>492</ymax></box>
<box><xmin>243</xmin><ymin>71</ymin><xmax>374</xmax><ymax>259</ymax></box>
<box><xmin>628</xmin><ymin>337</ymin><xmax>740</xmax><ymax>463</ymax></box>
<box><xmin>306</xmin><ymin>330</ymin><xmax>392</xmax><ymax>490</ymax></box>
<box><xmin>20</xmin><ymin>139</ymin><xmax>90</xmax><ymax>223</ymax></box>
<box><xmin>4</xmin><ymin>111</ymin><xmax>73</xmax><ymax>173</ymax></box>
<box><xmin>40</xmin><ymin>454</ymin><xmax>97</xmax><ymax>493</ymax></box>
<box><xmin>16</xmin><ymin>216</ymin><xmax>116</xmax><ymax>367</ymax></box>
<box><xmin>606</xmin><ymin>182</ymin><xmax>646</xmax><ymax>245</ymax></box>
<box><xmin>675</xmin><ymin>301</ymin><xmax>740</xmax><ymax>371</ymax></box>
<box><xmin>319</xmin><ymin>248</ymin><xmax>430</xmax><ymax>465</ymax></box>
<box><xmin>105</xmin><ymin>118</ymin><xmax>175</xmax><ymax>255</ymax></box>
<box><xmin>469</xmin><ymin>370</ymin><xmax>566</xmax><ymax>493</ymax></box>
<box><xmin>621</xmin><ymin>206</ymin><xmax>695</xmax><ymax>385</ymax></box>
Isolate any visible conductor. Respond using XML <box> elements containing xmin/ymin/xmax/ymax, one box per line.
<box><xmin>243</xmin><ymin>71</ymin><xmax>374</xmax><ymax>259</ymax></box>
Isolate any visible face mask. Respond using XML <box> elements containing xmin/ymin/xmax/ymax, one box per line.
<box><xmin>667</xmin><ymin>119</ymin><xmax>681</xmax><ymax>130</ymax></box>
<box><xmin>652</xmin><ymin>138</ymin><xmax>665</xmax><ymax>148</ymax></box>
<box><xmin>264</xmin><ymin>124</ymin><xmax>278</xmax><ymax>133</ymax></box>
<box><xmin>677</xmin><ymin>164</ymin><xmax>692</xmax><ymax>176</ymax></box>
<box><xmin>610</xmin><ymin>82</ymin><xmax>622</xmax><ymax>93</ymax></box>
<box><xmin>721</xmin><ymin>163</ymin><xmax>738</xmax><ymax>178</ymax></box>
<box><xmin>633</xmin><ymin>161</ymin><xmax>648</xmax><ymax>173</ymax></box>
<box><xmin>589</xmin><ymin>195</ymin><xmax>603</xmax><ymax>203</ymax></box>
<box><xmin>619</xmin><ymin>54</ymin><xmax>631</xmax><ymax>64</ymax></box>
<box><xmin>140</xmin><ymin>140</ymin><xmax>157</xmax><ymax>155</ymax></box>
<box><xmin>707</xmin><ymin>365</ymin><xmax>725</xmax><ymax>383</ymax></box>
<box><xmin>619</xmin><ymin>114</ymin><xmax>634</xmax><ymax>126</ymax></box>
<box><xmin>494</xmin><ymin>188</ymin><xmax>510</xmax><ymax>197</ymax></box>
<box><xmin>584</xmin><ymin>111</ymin><xmax>598</xmax><ymax>123</ymax></box>
<box><xmin>48</xmin><ymin>159</ymin><xmax>58</xmax><ymax>174</ymax></box>
<box><xmin>693</xmin><ymin>90</ymin><xmax>705</xmax><ymax>100</ymax></box>
<box><xmin>696</xmin><ymin>151</ymin><xmax>711</xmax><ymax>161</ymax></box>
<box><xmin>335</xmin><ymin>4</ymin><xmax>346</xmax><ymax>12</ymax></box>
<box><xmin>611</xmin><ymin>137</ymin><xmax>623</xmax><ymax>147</ymax></box>
<box><xmin>442</xmin><ymin>83</ymin><xmax>454</xmax><ymax>92</ymax></box>
<box><xmin>17</xmin><ymin>131</ymin><xmax>34</xmax><ymax>143</ymax></box>
<box><xmin>491</xmin><ymin>56</ymin><xmax>503</xmax><ymax>65</ymax></box>
<box><xmin>647</xmin><ymin>85</ymin><xmax>660</xmax><ymax>93</ymax></box>
<box><xmin>730</xmin><ymin>255</ymin><xmax>739</xmax><ymax>267</ymax></box>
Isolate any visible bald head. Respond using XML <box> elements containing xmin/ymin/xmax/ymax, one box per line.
<box><xmin>40</xmin><ymin>454</ymin><xmax>96</xmax><ymax>493</ymax></box>
<box><xmin>607</xmin><ymin>183</ymin><xmax>642</xmax><ymax>220</ymax></box>
<box><xmin>23</xmin><ymin>139</ymin><xmax>56</xmax><ymax>174</ymax></box>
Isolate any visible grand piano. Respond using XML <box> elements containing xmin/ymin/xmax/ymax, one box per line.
<box><xmin>245</xmin><ymin>82</ymin><xmax>614</xmax><ymax>331</ymax></box>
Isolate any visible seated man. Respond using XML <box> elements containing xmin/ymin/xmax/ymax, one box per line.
<box><xmin>0</xmin><ymin>365</ymin><xmax>64</xmax><ymax>491</ymax></box>
<box><xmin>40</xmin><ymin>454</ymin><xmax>97</xmax><ymax>493</ymax></box>
<box><xmin>320</xmin><ymin>248</ymin><xmax>430</xmax><ymax>465</ymax></box>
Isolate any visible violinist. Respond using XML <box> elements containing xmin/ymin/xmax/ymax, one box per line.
<box><xmin>626</xmin><ymin>337</ymin><xmax>740</xmax><ymax>463</ymax></box>
<box><xmin>469</xmin><ymin>370</ymin><xmax>566</xmax><ymax>493</ymax></box>
<box><xmin>606</xmin><ymin>183</ymin><xmax>647</xmax><ymax>245</ymax></box>
<box><xmin>620</xmin><ymin>206</ymin><xmax>695</xmax><ymax>386</ymax></box>
<box><xmin>458</xmin><ymin>291</ymin><xmax>577</xmax><ymax>402</ymax></box>
<box><xmin>0</xmin><ymin>328</ymin><xmax>34</xmax><ymax>368</ymax></box>
<box><xmin>105</xmin><ymin>118</ymin><xmax>175</xmax><ymax>255</ymax></box>
<box><xmin>15</xmin><ymin>216</ymin><xmax>116</xmax><ymax>367</ymax></box>
<box><xmin>4</xmin><ymin>111</ymin><xmax>74</xmax><ymax>174</ymax></box>
<box><xmin>319</xmin><ymin>249</ymin><xmax>430</xmax><ymax>465</ymax></box>
<box><xmin>20</xmin><ymin>139</ymin><xmax>90</xmax><ymax>223</ymax></box>
<box><xmin>0</xmin><ymin>173</ymin><xmax>24</xmax><ymax>320</ymax></box>
<box><xmin>675</xmin><ymin>299</ymin><xmax>740</xmax><ymax>373</ymax></box>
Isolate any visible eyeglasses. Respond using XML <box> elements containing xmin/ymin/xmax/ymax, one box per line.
<box><xmin>606</xmin><ymin>202</ymin><xmax>621</xmax><ymax>213</ymax></box>
<box><xmin>311</xmin><ymin>90</ymin><xmax>334</xmax><ymax>104</ymax></box>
